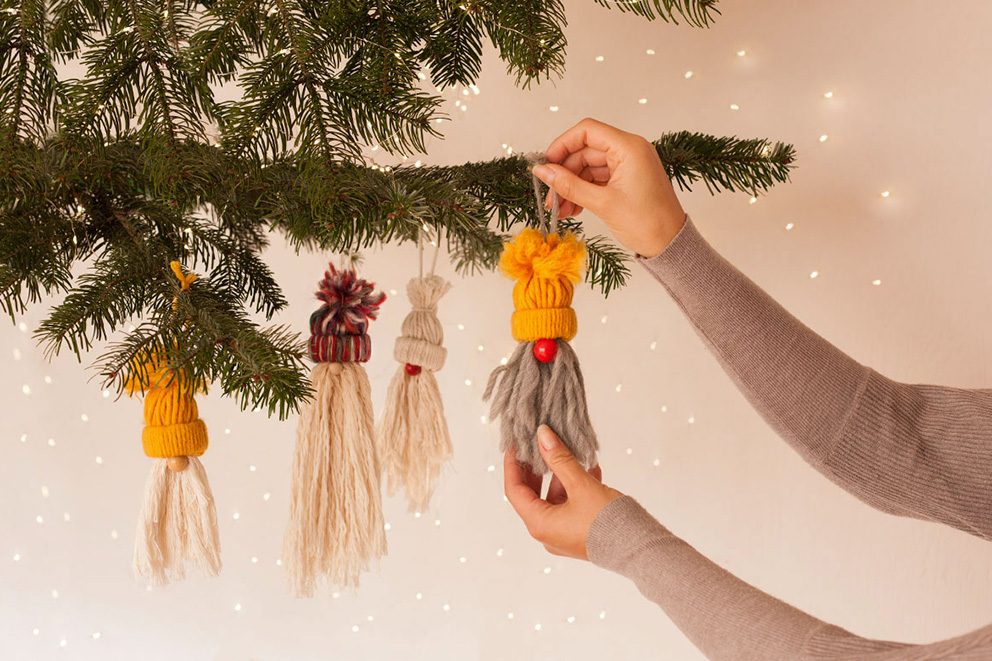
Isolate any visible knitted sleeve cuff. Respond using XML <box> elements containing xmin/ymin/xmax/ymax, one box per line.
<box><xmin>586</xmin><ymin>495</ymin><xmax>673</xmax><ymax>574</ymax></box>
<box><xmin>635</xmin><ymin>214</ymin><xmax>707</xmax><ymax>282</ymax></box>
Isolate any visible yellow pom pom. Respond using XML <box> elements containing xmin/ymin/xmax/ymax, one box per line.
<box><xmin>500</xmin><ymin>229</ymin><xmax>585</xmax><ymax>284</ymax></box>
<box><xmin>499</xmin><ymin>230</ymin><xmax>586</xmax><ymax>342</ymax></box>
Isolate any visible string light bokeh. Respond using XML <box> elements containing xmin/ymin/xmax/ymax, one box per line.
<box><xmin>4</xmin><ymin>2</ymin><xmax>992</xmax><ymax>659</ymax></box>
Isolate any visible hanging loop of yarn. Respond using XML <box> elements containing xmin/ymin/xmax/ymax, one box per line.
<box><xmin>525</xmin><ymin>152</ymin><xmax>560</xmax><ymax>235</ymax></box>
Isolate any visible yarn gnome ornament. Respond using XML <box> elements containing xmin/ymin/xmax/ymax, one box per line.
<box><xmin>378</xmin><ymin>235</ymin><xmax>453</xmax><ymax>511</ymax></box>
<box><xmin>127</xmin><ymin>260</ymin><xmax>221</xmax><ymax>585</ymax></box>
<box><xmin>483</xmin><ymin>165</ymin><xmax>598</xmax><ymax>474</ymax></box>
<box><xmin>285</xmin><ymin>260</ymin><xmax>388</xmax><ymax>596</ymax></box>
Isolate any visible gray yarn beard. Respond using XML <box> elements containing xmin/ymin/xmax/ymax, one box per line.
<box><xmin>483</xmin><ymin>340</ymin><xmax>598</xmax><ymax>474</ymax></box>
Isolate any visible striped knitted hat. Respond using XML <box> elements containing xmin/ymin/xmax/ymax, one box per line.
<box><xmin>308</xmin><ymin>263</ymin><xmax>386</xmax><ymax>363</ymax></box>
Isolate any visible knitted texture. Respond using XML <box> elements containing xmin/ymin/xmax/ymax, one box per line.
<box><xmin>500</xmin><ymin>228</ymin><xmax>583</xmax><ymax>342</ymax></box>
<box><xmin>393</xmin><ymin>275</ymin><xmax>450</xmax><ymax>371</ymax></box>
<box><xmin>309</xmin><ymin>263</ymin><xmax>386</xmax><ymax>363</ymax></box>
<box><xmin>128</xmin><ymin>359</ymin><xmax>209</xmax><ymax>458</ymax></box>
<box><xmin>124</xmin><ymin>262</ymin><xmax>208</xmax><ymax>459</ymax></box>
<box><xmin>586</xmin><ymin>217</ymin><xmax>992</xmax><ymax>659</ymax></box>
<box><xmin>378</xmin><ymin>275</ymin><xmax>454</xmax><ymax>511</ymax></box>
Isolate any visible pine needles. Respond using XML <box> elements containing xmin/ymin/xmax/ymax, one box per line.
<box><xmin>0</xmin><ymin>0</ymin><xmax>796</xmax><ymax>417</ymax></box>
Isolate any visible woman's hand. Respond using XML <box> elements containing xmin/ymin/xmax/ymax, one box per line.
<box><xmin>503</xmin><ymin>424</ymin><xmax>623</xmax><ymax>559</ymax></box>
<box><xmin>532</xmin><ymin>118</ymin><xmax>686</xmax><ymax>259</ymax></box>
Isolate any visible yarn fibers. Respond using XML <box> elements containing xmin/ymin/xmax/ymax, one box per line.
<box><xmin>285</xmin><ymin>262</ymin><xmax>387</xmax><ymax>596</ymax></box>
<box><xmin>377</xmin><ymin>233</ymin><xmax>454</xmax><ymax>512</ymax></box>
<box><xmin>129</xmin><ymin>260</ymin><xmax>221</xmax><ymax>585</ymax></box>
<box><xmin>483</xmin><ymin>156</ymin><xmax>599</xmax><ymax>474</ymax></box>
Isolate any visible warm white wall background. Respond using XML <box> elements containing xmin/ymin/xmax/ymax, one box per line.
<box><xmin>3</xmin><ymin>2</ymin><xmax>992</xmax><ymax>659</ymax></box>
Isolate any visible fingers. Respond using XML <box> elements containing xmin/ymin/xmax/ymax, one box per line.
<box><xmin>503</xmin><ymin>449</ymin><xmax>548</xmax><ymax>522</ymax></box>
<box><xmin>546</xmin><ymin>474</ymin><xmax>566</xmax><ymax>505</ymax></box>
<box><xmin>559</xmin><ymin>147</ymin><xmax>609</xmax><ymax>176</ymax></box>
<box><xmin>536</xmin><ymin>424</ymin><xmax>590</xmax><ymax>493</ymax></box>
<box><xmin>532</xmin><ymin>163</ymin><xmax>609</xmax><ymax>214</ymax></box>
<box><xmin>544</xmin><ymin>118</ymin><xmax>629</xmax><ymax>164</ymax></box>
<box><xmin>547</xmin><ymin>463</ymin><xmax>602</xmax><ymax>504</ymax></box>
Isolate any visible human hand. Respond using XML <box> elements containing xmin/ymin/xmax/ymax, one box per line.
<box><xmin>532</xmin><ymin>118</ymin><xmax>686</xmax><ymax>259</ymax></box>
<box><xmin>503</xmin><ymin>424</ymin><xmax>623</xmax><ymax>559</ymax></box>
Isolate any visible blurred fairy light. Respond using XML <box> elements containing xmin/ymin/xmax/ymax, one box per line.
<box><xmin>809</xmin><ymin>270</ymin><xmax>819</xmax><ymax>279</ymax></box>
<box><xmin>872</xmin><ymin>279</ymin><xmax>882</xmax><ymax>286</ymax></box>
<box><xmin>730</xmin><ymin>103</ymin><xmax>740</xmax><ymax>111</ymax></box>
<box><xmin>594</xmin><ymin>55</ymin><xmax>604</xmax><ymax>62</ymax></box>
<box><xmin>881</xmin><ymin>190</ymin><xmax>890</xmax><ymax>198</ymax></box>
<box><xmin>736</xmin><ymin>49</ymin><xmax>746</xmax><ymax>57</ymax></box>
<box><xmin>684</xmin><ymin>70</ymin><xmax>693</xmax><ymax>79</ymax></box>
<box><xmin>785</xmin><ymin>222</ymin><xmax>795</xmax><ymax>231</ymax></box>
<box><xmin>824</xmin><ymin>90</ymin><xmax>834</xmax><ymax>98</ymax></box>
<box><xmin>819</xmin><ymin>134</ymin><xmax>829</xmax><ymax>143</ymax></box>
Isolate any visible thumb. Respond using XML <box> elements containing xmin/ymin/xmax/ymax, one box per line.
<box><xmin>536</xmin><ymin>424</ymin><xmax>588</xmax><ymax>491</ymax></box>
<box><xmin>532</xmin><ymin>163</ymin><xmax>607</xmax><ymax>214</ymax></box>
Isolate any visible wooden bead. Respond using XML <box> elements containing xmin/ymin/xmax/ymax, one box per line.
<box><xmin>167</xmin><ymin>455</ymin><xmax>190</xmax><ymax>472</ymax></box>
<box><xmin>404</xmin><ymin>363</ymin><xmax>422</xmax><ymax>376</ymax></box>
<box><xmin>533</xmin><ymin>338</ymin><xmax>558</xmax><ymax>363</ymax></box>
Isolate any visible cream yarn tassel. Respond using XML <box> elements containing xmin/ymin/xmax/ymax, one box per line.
<box><xmin>378</xmin><ymin>275</ymin><xmax>453</xmax><ymax>512</ymax></box>
<box><xmin>285</xmin><ymin>362</ymin><xmax>386</xmax><ymax>596</ymax></box>
<box><xmin>133</xmin><ymin>457</ymin><xmax>221</xmax><ymax>585</ymax></box>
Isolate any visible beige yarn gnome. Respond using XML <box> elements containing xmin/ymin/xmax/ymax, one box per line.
<box><xmin>378</xmin><ymin>270</ymin><xmax>454</xmax><ymax>512</ymax></box>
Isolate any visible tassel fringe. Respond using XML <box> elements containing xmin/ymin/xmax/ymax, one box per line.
<box><xmin>284</xmin><ymin>362</ymin><xmax>386</xmax><ymax>596</ymax></box>
<box><xmin>484</xmin><ymin>340</ymin><xmax>598</xmax><ymax>474</ymax></box>
<box><xmin>378</xmin><ymin>366</ymin><xmax>453</xmax><ymax>511</ymax></box>
<box><xmin>133</xmin><ymin>457</ymin><xmax>221</xmax><ymax>585</ymax></box>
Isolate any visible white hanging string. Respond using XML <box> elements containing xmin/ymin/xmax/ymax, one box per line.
<box><xmin>417</xmin><ymin>226</ymin><xmax>443</xmax><ymax>280</ymax></box>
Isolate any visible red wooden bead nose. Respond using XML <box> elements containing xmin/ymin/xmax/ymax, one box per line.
<box><xmin>532</xmin><ymin>338</ymin><xmax>558</xmax><ymax>363</ymax></box>
<box><xmin>404</xmin><ymin>363</ymin><xmax>422</xmax><ymax>376</ymax></box>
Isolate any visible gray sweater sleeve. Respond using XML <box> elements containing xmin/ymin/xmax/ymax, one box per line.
<box><xmin>588</xmin><ymin>496</ymin><xmax>992</xmax><ymax>660</ymax></box>
<box><xmin>584</xmin><ymin>217</ymin><xmax>992</xmax><ymax>659</ymax></box>
<box><xmin>637</xmin><ymin>217</ymin><xmax>992</xmax><ymax>540</ymax></box>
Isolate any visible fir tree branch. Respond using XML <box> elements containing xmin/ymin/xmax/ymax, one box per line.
<box><xmin>593</xmin><ymin>0</ymin><xmax>720</xmax><ymax>27</ymax></box>
<box><xmin>0</xmin><ymin>0</ymin><xmax>802</xmax><ymax>417</ymax></box>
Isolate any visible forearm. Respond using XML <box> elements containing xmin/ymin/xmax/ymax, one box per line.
<box><xmin>587</xmin><ymin>497</ymin><xmax>992</xmax><ymax>660</ymax></box>
<box><xmin>639</xmin><ymin>217</ymin><xmax>869</xmax><ymax>467</ymax></box>
<box><xmin>640</xmin><ymin>218</ymin><xmax>992</xmax><ymax>539</ymax></box>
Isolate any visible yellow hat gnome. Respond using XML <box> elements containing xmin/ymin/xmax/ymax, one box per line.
<box><xmin>484</xmin><ymin>163</ymin><xmax>598</xmax><ymax>474</ymax></box>
<box><xmin>127</xmin><ymin>261</ymin><xmax>220</xmax><ymax>585</ymax></box>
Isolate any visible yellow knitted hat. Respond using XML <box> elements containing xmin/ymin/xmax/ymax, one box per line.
<box><xmin>126</xmin><ymin>354</ymin><xmax>209</xmax><ymax>458</ymax></box>
<box><xmin>500</xmin><ymin>228</ymin><xmax>585</xmax><ymax>342</ymax></box>
<box><xmin>124</xmin><ymin>261</ymin><xmax>209</xmax><ymax>459</ymax></box>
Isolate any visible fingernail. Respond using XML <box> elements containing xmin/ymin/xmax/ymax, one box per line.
<box><xmin>537</xmin><ymin>424</ymin><xmax>557</xmax><ymax>450</ymax></box>
<box><xmin>532</xmin><ymin>164</ymin><xmax>555</xmax><ymax>183</ymax></box>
